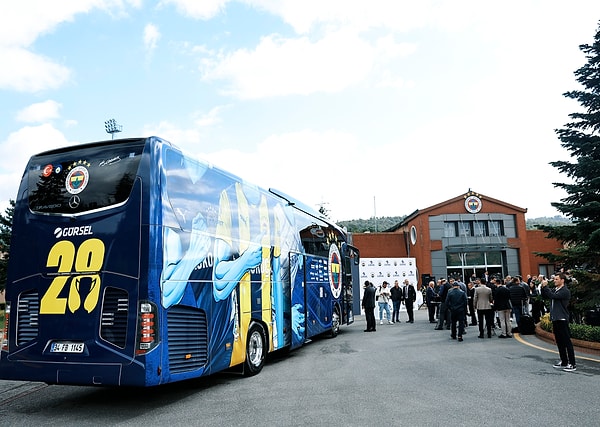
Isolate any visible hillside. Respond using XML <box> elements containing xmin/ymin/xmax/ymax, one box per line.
<box><xmin>338</xmin><ymin>215</ymin><xmax>571</xmax><ymax>233</ymax></box>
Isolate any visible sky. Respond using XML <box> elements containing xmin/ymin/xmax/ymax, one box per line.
<box><xmin>1</xmin><ymin>1</ymin><xmax>600</xmax><ymax>223</ymax></box>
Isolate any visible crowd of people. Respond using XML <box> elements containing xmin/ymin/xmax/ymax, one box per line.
<box><xmin>361</xmin><ymin>278</ymin><xmax>417</xmax><ymax>331</ymax></box>
<box><xmin>361</xmin><ymin>271</ymin><xmax>577</xmax><ymax>372</ymax></box>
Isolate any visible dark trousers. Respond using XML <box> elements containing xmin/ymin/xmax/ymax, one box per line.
<box><xmin>468</xmin><ymin>303</ymin><xmax>477</xmax><ymax>325</ymax></box>
<box><xmin>477</xmin><ymin>309</ymin><xmax>494</xmax><ymax>337</ymax></box>
<box><xmin>436</xmin><ymin>302</ymin><xmax>449</xmax><ymax>329</ymax></box>
<box><xmin>427</xmin><ymin>302</ymin><xmax>437</xmax><ymax>322</ymax></box>
<box><xmin>405</xmin><ymin>301</ymin><xmax>414</xmax><ymax>322</ymax></box>
<box><xmin>531</xmin><ymin>300</ymin><xmax>545</xmax><ymax>323</ymax></box>
<box><xmin>553</xmin><ymin>320</ymin><xmax>575</xmax><ymax>366</ymax></box>
<box><xmin>451</xmin><ymin>310</ymin><xmax>465</xmax><ymax>338</ymax></box>
<box><xmin>365</xmin><ymin>307</ymin><xmax>376</xmax><ymax>331</ymax></box>
<box><xmin>392</xmin><ymin>300</ymin><xmax>401</xmax><ymax>323</ymax></box>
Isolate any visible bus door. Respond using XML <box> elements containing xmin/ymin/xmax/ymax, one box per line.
<box><xmin>343</xmin><ymin>244</ymin><xmax>359</xmax><ymax>325</ymax></box>
<box><xmin>303</xmin><ymin>254</ymin><xmax>331</xmax><ymax>339</ymax></box>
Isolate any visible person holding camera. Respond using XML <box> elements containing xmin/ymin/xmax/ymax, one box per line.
<box><xmin>541</xmin><ymin>272</ymin><xmax>576</xmax><ymax>372</ymax></box>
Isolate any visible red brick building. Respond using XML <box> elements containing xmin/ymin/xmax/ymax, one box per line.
<box><xmin>352</xmin><ymin>190</ymin><xmax>563</xmax><ymax>288</ymax></box>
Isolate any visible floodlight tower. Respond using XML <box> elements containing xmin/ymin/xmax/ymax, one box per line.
<box><xmin>104</xmin><ymin>118</ymin><xmax>123</xmax><ymax>139</ymax></box>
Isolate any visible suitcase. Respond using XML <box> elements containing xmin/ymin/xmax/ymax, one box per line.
<box><xmin>518</xmin><ymin>313</ymin><xmax>536</xmax><ymax>335</ymax></box>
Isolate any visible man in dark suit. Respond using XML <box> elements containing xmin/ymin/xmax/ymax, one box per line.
<box><xmin>446</xmin><ymin>281</ymin><xmax>467</xmax><ymax>341</ymax></box>
<box><xmin>362</xmin><ymin>281</ymin><xmax>377</xmax><ymax>332</ymax></box>
<box><xmin>425</xmin><ymin>280</ymin><xmax>438</xmax><ymax>323</ymax></box>
<box><xmin>403</xmin><ymin>279</ymin><xmax>417</xmax><ymax>323</ymax></box>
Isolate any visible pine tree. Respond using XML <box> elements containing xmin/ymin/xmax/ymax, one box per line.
<box><xmin>0</xmin><ymin>200</ymin><xmax>15</xmax><ymax>292</ymax></box>
<box><xmin>541</xmin><ymin>21</ymin><xmax>600</xmax><ymax>313</ymax></box>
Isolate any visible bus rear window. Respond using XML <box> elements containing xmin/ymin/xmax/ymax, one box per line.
<box><xmin>27</xmin><ymin>142</ymin><xmax>145</xmax><ymax>214</ymax></box>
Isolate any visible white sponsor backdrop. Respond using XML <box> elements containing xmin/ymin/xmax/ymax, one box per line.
<box><xmin>358</xmin><ymin>257</ymin><xmax>422</xmax><ymax>315</ymax></box>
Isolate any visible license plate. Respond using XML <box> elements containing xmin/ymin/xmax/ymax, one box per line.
<box><xmin>50</xmin><ymin>342</ymin><xmax>84</xmax><ymax>353</ymax></box>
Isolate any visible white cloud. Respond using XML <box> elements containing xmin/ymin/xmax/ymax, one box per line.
<box><xmin>16</xmin><ymin>100</ymin><xmax>62</xmax><ymax>123</ymax></box>
<box><xmin>246</xmin><ymin>0</ymin><xmax>435</xmax><ymax>34</ymax></box>
<box><xmin>144</xmin><ymin>23</ymin><xmax>161</xmax><ymax>55</ymax></box>
<box><xmin>159</xmin><ymin>0</ymin><xmax>230</xmax><ymax>19</ymax></box>
<box><xmin>0</xmin><ymin>1</ymin><xmax>138</xmax><ymax>93</ymax></box>
<box><xmin>201</xmin><ymin>30</ymin><xmax>414</xmax><ymax>98</ymax></box>
<box><xmin>142</xmin><ymin>121</ymin><xmax>202</xmax><ymax>147</ymax></box>
<box><xmin>0</xmin><ymin>124</ymin><xmax>70</xmax><ymax>205</ymax></box>
<box><xmin>193</xmin><ymin>105</ymin><xmax>229</xmax><ymax>127</ymax></box>
<box><xmin>0</xmin><ymin>47</ymin><xmax>71</xmax><ymax>92</ymax></box>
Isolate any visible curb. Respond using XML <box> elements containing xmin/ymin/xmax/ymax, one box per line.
<box><xmin>535</xmin><ymin>323</ymin><xmax>600</xmax><ymax>356</ymax></box>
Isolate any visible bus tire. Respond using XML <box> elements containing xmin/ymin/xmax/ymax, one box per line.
<box><xmin>329</xmin><ymin>305</ymin><xmax>340</xmax><ymax>338</ymax></box>
<box><xmin>244</xmin><ymin>322</ymin><xmax>266</xmax><ymax>376</ymax></box>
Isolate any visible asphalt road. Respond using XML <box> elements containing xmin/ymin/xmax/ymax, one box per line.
<box><xmin>1</xmin><ymin>308</ymin><xmax>599</xmax><ymax>426</ymax></box>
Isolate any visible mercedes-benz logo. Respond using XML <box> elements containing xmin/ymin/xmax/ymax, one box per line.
<box><xmin>69</xmin><ymin>195</ymin><xmax>81</xmax><ymax>209</ymax></box>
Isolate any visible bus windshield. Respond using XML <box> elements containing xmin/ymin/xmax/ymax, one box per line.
<box><xmin>27</xmin><ymin>141</ymin><xmax>145</xmax><ymax>214</ymax></box>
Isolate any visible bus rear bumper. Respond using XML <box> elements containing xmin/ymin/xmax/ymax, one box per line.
<box><xmin>0</xmin><ymin>360</ymin><xmax>146</xmax><ymax>387</ymax></box>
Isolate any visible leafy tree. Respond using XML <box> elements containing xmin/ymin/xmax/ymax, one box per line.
<box><xmin>539</xmin><ymin>22</ymin><xmax>600</xmax><ymax>314</ymax></box>
<box><xmin>0</xmin><ymin>200</ymin><xmax>15</xmax><ymax>292</ymax></box>
<box><xmin>338</xmin><ymin>216</ymin><xmax>406</xmax><ymax>233</ymax></box>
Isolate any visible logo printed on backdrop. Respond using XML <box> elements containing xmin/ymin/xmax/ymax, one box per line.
<box><xmin>359</xmin><ymin>257</ymin><xmax>421</xmax><ymax>312</ymax></box>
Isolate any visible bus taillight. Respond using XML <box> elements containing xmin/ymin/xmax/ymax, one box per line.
<box><xmin>1</xmin><ymin>303</ymin><xmax>9</xmax><ymax>353</ymax></box>
<box><xmin>136</xmin><ymin>301</ymin><xmax>158</xmax><ymax>355</ymax></box>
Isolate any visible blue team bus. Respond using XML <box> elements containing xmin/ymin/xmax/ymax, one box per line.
<box><xmin>0</xmin><ymin>136</ymin><xmax>358</xmax><ymax>386</ymax></box>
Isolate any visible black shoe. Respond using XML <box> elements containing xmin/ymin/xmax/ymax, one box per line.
<box><xmin>434</xmin><ymin>327</ymin><xmax>443</xmax><ymax>330</ymax></box>
<box><xmin>429</xmin><ymin>320</ymin><xmax>437</xmax><ymax>323</ymax></box>
<box><xmin>488</xmin><ymin>333</ymin><xmax>492</xmax><ymax>338</ymax></box>
<box><xmin>451</xmin><ymin>335</ymin><xmax>456</xmax><ymax>339</ymax></box>
<box><xmin>458</xmin><ymin>337</ymin><xmax>463</xmax><ymax>342</ymax></box>
<box><xmin>499</xmin><ymin>334</ymin><xmax>507</xmax><ymax>338</ymax></box>
<box><xmin>478</xmin><ymin>335</ymin><xmax>484</xmax><ymax>339</ymax></box>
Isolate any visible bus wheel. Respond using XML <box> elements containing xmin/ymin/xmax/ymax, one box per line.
<box><xmin>329</xmin><ymin>306</ymin><xmax>340</xmax><ymax>338</ymax></box>
<box><xmin>244</xmin><ymin>322</ymin><xmax>266</xmax><ymax>376</ymax></box>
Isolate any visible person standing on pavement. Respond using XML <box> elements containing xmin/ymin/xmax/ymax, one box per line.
<box><xmin>403</xmin><ymin>279</ymin><xmax>416</xmax><ymax>323</ymax></box>
<box><xmin>445</xmin><ymin>280</ymin><xmax>467</xmax><ymax>342</ymax></box>
<box><xmin>467</xmin><ymin>281</ymin><xmax>478</xmax><ymax>326</ymax></box>
<box><xmin>473</xmin><ymin>280</ymin><xmax>494</xmax><ymax>338</ymax></box>
<box><xmin>509</xmin><ymin>277</ymin><xmax>528</xmax><ymax>328</ymax></box>
<box><xmin>362</xmin><ymin>281</ymin><xmax>377</xmax><ymax>332</ymax></box>
<box><xmin>425</xmin><ymin>280</ymin><xmax>438</xmax><ymax>323</ymax></box>
<box><xmin>435</xmin><ymin>279</ymin><xmax>451</xmax><ymax>330</ymax></box>
<box><xmin>494</xmin><ymin>279</ymin><xmax>513</xmax><ymax>338</ymax></box>
<box><xmin>378</xmin><ymin>281</ymin><xmax>393</xmax><ymax>325</ymax></box>
<box><xmin>390</xmin><ymin>280</ymin><xmax>403</xmax><ymax>324</ymax></box>
<box><xmin>541</xmin><ymin>272</ymin><xmax>576</xmax><ymax>372</ymax></box>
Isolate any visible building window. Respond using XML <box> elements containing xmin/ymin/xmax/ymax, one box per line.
<box><xmin>459</xmin><ymin>221</ymin><xmax>472</xmax><ymax>237</ymax></box>
<box><xmin>489</xmin><ymin>220</ymin><xmax>503</xmax><ymax>236</ymax></box>
<box><xmin>486</xmin><ymin>251</ymin><xmax>502</xmax><ymax>265</ymax></box>
<box><xmin>444</xmin><ymin>222</ymin><xmax>457</xmax><ymax>237</ymax></box>
<box><xmin>465</xmin><ymin>252</ymin><xmax>485</xmax><ymax>265</ymax></box>
<box><xmin>474</xmin><ymin>221</ymin><xmax>487</xmax><ymax>237</ymax></box>
<box><xmin>446</xmin><ymin>252</ymin><xmax>462</xmax><ymax>266</ymax></box>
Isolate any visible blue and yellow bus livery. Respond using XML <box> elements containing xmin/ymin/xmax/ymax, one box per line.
<box><xmin>0</xmin><ymin>137</ymin><xmax>358</xmax><ymax>386</ymax></box>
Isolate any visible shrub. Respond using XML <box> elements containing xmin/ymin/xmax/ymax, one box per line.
<box><xmin>540</xmin><ymin>313</ymin><xmax>552</xmax><ymax>333</ymax></box>
<box><xmin>538</xmin><ymin>313</ymin><xmax>600</xmax><ymax>342</ymax></box>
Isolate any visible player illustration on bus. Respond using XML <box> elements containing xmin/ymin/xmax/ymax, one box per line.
<box><xmin>0</xmin><ymin>136</ymin><xmax>358</xmax><ymax>386</ymax></box>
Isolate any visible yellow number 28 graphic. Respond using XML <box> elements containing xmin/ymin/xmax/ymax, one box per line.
<box><xmin>40</xmin><ymin>238</ymin><xmax>106</xmax><ymax>315</ymax></box>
